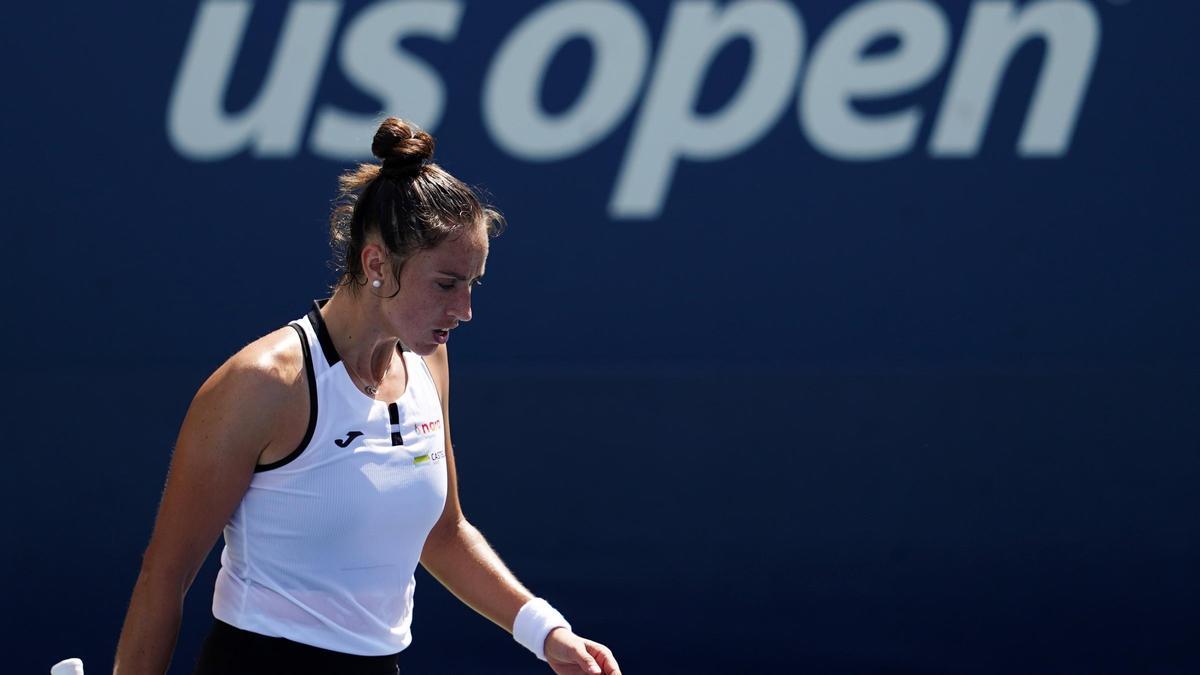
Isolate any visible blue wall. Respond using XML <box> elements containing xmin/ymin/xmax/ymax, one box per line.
<box><xmin>4</xmin><ymin>1</ymin><xmax>1198</xmax><ymax>672</ymax></box>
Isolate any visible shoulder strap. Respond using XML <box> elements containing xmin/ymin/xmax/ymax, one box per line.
<box><xmin>254</xmin><ymin>322</ymin><xmax>318</xmax><ymax>473</ymax></box>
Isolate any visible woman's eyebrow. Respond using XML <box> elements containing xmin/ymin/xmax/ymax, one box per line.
<box><xmin>438</xmin><ymin>270</ymin><xmax>486</xmax><ymax>283</ymax></box>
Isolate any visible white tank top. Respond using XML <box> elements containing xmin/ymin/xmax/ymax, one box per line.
<box><xmin>212</xmin><ymin>299</ymin><xmax>449</xmax><ymax>656</ymax></box>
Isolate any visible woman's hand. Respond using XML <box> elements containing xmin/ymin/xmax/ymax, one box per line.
<box><xmin>544</xmin><ymin>628</ymin><xmax>622</xmax><ymax>675</ymax></box>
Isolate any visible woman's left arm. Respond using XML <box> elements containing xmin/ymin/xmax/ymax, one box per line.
<box><xmin>419</xmin><ymin>346</ymin><xmax>622</xmax><ymax>675</ymax></box>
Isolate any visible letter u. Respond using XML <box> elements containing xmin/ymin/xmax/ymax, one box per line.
<box><xmin>167</xmin><ymin>0</ymin><xmax>342</xmax><ymax>160</ymax></box>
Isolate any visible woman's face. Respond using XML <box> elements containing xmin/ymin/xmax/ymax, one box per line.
<box><xmin>385</xmin><ymin>227</ymin><xmax>489</xmax><ymax>355</ymax></box>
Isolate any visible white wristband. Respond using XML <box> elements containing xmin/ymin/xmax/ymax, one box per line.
<box><xmin>513</xmin><ymin>597</ymin><xmax>571</xmax><ymax>661</ymax></box>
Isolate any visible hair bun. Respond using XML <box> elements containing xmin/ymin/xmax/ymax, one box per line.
<box><xmin>372</xmin><ymin>117</ymin><xmax>434</xmax><ymax>177</ymax></box>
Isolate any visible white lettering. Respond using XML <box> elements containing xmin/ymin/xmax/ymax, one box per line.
<box><xmin>167</xmin><ymin>0</ymin><xmax>342</xmax><ymax>160</ymax></box>
<box><xmin>311</xmin><ymin>0</ymin><xmax>464</xmax><ymax>160</ymax></box>
<box><xmin>930</xmin><ymin>0</ymin><xmax>1101</xmax><ymax>157</ymax></box>
<box><xmin>164</xmin><ymin>0</ymin><xmax>1105</xmax><ymax>216</ymax></box>
<box><xmin>483</xmin><ymin>0</ymin><xmax>650</xmax><ymax>161</ymax></box>
<box><xmin>801</xmin><ymin>0</ymin><xmax>950</xmax><ymax>160</ymax></box>
<box><xmin>611</xmin><ymin>0</ymin><xmax>804</xmax><ymax>219</ymax></box>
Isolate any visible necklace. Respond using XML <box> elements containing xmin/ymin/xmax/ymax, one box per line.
<box><xmin>345</xmin><ymin>355</ymin><xmax>393</xmax><ymax>397</ymax></box>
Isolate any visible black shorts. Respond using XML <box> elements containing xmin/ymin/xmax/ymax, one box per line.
<box><xmin>192</xmin><ymin>619</ymin><xmax>401</xmax><ymax>675</ymax></box>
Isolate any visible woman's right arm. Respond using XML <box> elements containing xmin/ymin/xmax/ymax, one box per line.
<box><xmin>113</xmin><ymin>339</ymin><xmax>299</xmax><ymax>675</ymax></box>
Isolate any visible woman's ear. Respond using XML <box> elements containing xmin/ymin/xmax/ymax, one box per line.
<box><xmin>360</xmin><ymin>241</ymin><xmax>389</xmax><ymax>287</ymax></box>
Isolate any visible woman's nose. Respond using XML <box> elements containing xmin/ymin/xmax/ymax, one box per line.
<box><xmin>450</xmin><ymin>289</ymin><xmax>472</xmax><ymax>322</ymax></box>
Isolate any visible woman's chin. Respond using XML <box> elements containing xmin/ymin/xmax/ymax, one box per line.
<box><xmin>406</xmin><ymin>340</ymin><xmax>440</xmax><ymax>357</ymax></box>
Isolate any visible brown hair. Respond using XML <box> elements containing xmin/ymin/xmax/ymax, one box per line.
<box><xmin>328</xmin><ymin>117</ymin><xmax>504</xmax><ymax>296</ymax></box>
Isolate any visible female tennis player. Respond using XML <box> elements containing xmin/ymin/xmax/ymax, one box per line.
<box><xmin>112</xmin><ymin>118</ymin><xmax>621</xmax><ymax>675</ymax></box>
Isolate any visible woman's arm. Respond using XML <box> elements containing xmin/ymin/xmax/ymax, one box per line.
<box><xmin>419</xmin><ymin>346</ymin><xmax>622</xmax><ymax>675</ymax></box>
<box><xmin>113</xmin><ymin>331</ymin><xmax>304</xmax><ymax>675</ymax></box>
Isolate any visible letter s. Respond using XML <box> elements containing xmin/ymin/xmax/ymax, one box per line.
<box><xmin>310</xmin><ymin>0</ymin><xmax>465</xmax><ymax>159</ymax></box>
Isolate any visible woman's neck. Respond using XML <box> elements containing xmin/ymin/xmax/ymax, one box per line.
<box><xmin>320</xmin><ymin>288</ymin><xmax>401</xmax><ymax>383</ymax></box>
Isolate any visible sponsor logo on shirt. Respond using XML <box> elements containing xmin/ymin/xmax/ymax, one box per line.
<box><xmin>413</xmin><ymin>419</ymin><xmax>442</xmax><ymax>436</ymax></box>
<box><xmin>413</xmin><ymin>449</ymin><xmax>446</xmax><ymax>466</ymax></box>
<box><xmin>335</xmin><ymin>430</ymin><xmax>364</xmax><ymax>448</ymax></box>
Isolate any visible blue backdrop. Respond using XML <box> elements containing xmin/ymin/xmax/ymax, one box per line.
<box><xmin>4</xmin><ymin>1</ymin><xmax>1198</xmax><ymax>673</ymax></box>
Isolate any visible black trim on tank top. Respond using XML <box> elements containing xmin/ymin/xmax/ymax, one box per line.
<box><xmin>308</xmin><ymin>298</ymin><xmax>409</xmax><ymax>367</ymax></box>
<box><xmin>308</xmin><ymin>299</ymin><xmax>341</xmax><ymax>367</ymax></box>
<box><xmin>388</xmin><ymin>402</ymin><xmax>403</xmax><ymax>445</ymax></box>
<box><xmin>256</xmin><ymin>322</ymin><xmax>318</xmax><ymax>473</ymax></box>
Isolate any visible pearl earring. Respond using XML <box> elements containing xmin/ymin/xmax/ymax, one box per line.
<box><xmin>372</xmin><ymin>279</ymin><xmax>382</xmax><ymax>288</ymax></box>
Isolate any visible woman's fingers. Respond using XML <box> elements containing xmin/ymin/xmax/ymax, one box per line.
<box><xmin>586</xmin><ymin>639</ymin><xmax>622</xmax><ymax>675</ymax></box>
<box><xmin>545</xmin><ymin>631</ymin><xmax>622</xmax><ymax>675</ymax></box>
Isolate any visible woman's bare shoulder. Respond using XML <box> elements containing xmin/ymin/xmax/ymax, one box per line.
<box><xmin>193</xmin><ymin>326</ymin><xmax>307</xmax><ymax>421</ymax></box>
<box><xmin>226</xmin><ymin>325</ymin><xmax>306</xmax><ymax>386</ymax></box>
<box><xmin>182</xmin><ymin>325</ymin><xmax>309</xmax><ymax>465</ymax></box>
